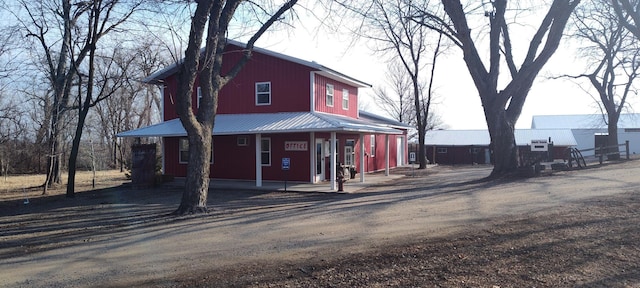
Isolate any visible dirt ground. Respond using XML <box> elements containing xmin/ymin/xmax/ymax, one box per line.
<box><xmin>1</xmin><ymin>160</ymin><xmax>640</xmax><ymax>287</ymax></box>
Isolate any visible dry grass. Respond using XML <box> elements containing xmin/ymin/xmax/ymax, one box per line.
<box><xmin>0</xmin><ymin>170</ymin><xmax>128</xmax><ymax>201</ymax></box>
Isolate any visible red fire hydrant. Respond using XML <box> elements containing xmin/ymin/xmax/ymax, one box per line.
<box><xmin>337</xmin><ymin>165</ymin><xmax>346</xmax><ymax>192</ymax></box>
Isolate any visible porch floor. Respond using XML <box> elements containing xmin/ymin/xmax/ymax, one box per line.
<box><xmin>166</xmin><ymin>171</ymin><xmax>406</xmax><ymax>193</ymax></box>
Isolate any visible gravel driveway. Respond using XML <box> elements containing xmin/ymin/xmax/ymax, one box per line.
<box><xmin>1</xmin><ymin>160</ymin><xmax>639</xmax><ymax>287</ymax></box>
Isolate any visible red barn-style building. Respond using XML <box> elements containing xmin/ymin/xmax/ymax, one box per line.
<box><xmin>118</xmin><ymin>40</ymin><xmax>410</xmax><ymax>190</ymax></box>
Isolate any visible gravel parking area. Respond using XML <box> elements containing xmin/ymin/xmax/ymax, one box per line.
<box><xmin>1</xmin><ymin>160</ymin><xmax>639</xmax><ymax>287</ymax></box>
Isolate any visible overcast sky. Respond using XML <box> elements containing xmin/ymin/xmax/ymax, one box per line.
<box><xmin>246</xmin><ymin>4</ymin><xmax>639</xmax><ymax>130</ymax></box>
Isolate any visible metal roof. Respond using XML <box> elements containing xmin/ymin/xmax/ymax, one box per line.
<box><xmin>423</xmin><ymin>129</ymin><xmax>577</xmax><ymax>146</ymax></box>
<box><xmin>143</xmin><ymin>39</ymin><xmax>371</xmax><ymax>88</ymax></box>
<box><xmin>117</xmin><ymin>112</ymin><xmax>404</xmax><ymax>138</ymax></box>
<box><xmin>358</xmin><ymin>111</ymin><xmax>413</xmax><ymax>129</ymax></box>
<box><xmin>531</xmin><ymin>113</ymin><xmax>640</xmax><ymax>129</ymax></box>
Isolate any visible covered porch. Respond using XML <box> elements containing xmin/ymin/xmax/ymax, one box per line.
<box><xmin>118</xmin><ymin>111</ymin><xmax>408</xmax><ymax>191</ymax></box>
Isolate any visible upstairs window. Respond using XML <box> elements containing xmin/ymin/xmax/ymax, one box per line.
<box><xmin>342</xmin><ymin>89</ymin><xmax>349</xmax><ymax>110</ymax></box>
<box><xmin>256</xmin><ymin>82</ymin><xmax>271</xmax><ymax>105</ymax></box>
<box><xmin>326</xmin><ymin>83</ymin><xmax>334</xmax><ymax>107</ymax></box>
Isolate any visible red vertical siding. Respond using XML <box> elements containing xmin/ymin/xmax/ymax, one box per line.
<box><xmin>162</xmin><ymin>44</ymin><xmax>315</xmax><ymax>119</ymax></box>
<box><xmin>261</xmin><ymin>133</ymin><xmax>311</xmax><ymax>182</ymax></box>
<box><xmin>313</xmin><ymin>74</ymin><xmax>359</xmax><ymax>118</ymax></box>
<box><xmin>218</xmin><ymin>47</ymin><xmax>313</xmax><ymax>114</ymax></box>
<box><xmin>210</xmin><ymin>135</ymin><xmax>256</xmax><ymax>180</ymax></box>
<box><xmin>163</xmin><ymin>137</ymin><xmax>184</xmax><ymax>176</ymax></box>
<box><xmin>164</xmin><ymin>133</ymin><xmax>312</xmax><ymax>182</ymax></box>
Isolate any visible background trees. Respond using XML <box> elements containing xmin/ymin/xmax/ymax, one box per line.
<box><xmin>338</xmin><ymin>0</ymin><xmax>446</xmax><ymax>169</ymax></box>
<box><xmin>415</xmin><ymin>0</ymin><xmax>580</xmax><ymax>177</ymax></box>
<box><xmin>568</xmin><ymin>0</ymin><xmax>640</xmax><ymax>159</ymax></box>
<box><xmin>0</xmin><ymin>0</ymin><xmax>167</xmax><ymax>189</ymax></box>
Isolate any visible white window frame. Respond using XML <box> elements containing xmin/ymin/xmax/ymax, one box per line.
<box><xmin>342</xmin><ymin>88</ymin><xmax>349</xmax><ymax>110</ymax></box>
<box><xmin>255</xmin><ymin>82</ymin><xmax>271</xmax><ymax>106</ymax></box>
<box><xmin>197</xmin><ymin>86</ymin><xmax>202</xmax><ymax>108</ymax></box>
<box><xmin>345</xmin><ymin>139</ymin><xmax>355</xmax><ymax>166</ymax></box>
<box><xmin>437</xmin><ymin>147</ymin><xmax>448</xmax><ymax>154</ymax></box>
<box><xmin>237</xmin><ymin>136</ymin><xmax>248</xmax><ymax>146</ymax></box>
<box><xmin>178</xmin><ymin>137</ymin><xmax>214</xmax><ymax>164</ymax></box>
<box><xmin>261</xmin><ymin>138</ymin><xmax>271</xmax><ymax>166</ymax></box>
<box><xmin>326</xmin><ymin>83</ymin><xmax>334</xmax><ymax>107</ymax></box>
<box><xmin>179</xmin><ymin>138</ymin><xmax>189</xmax><ymax>164</ymax></box>
<box><xmin>370</xmin><ymin>135</ymin><xmax>376</xmax><ymax>157</ymax></box>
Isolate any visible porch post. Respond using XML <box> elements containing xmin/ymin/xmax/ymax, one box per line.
<box><xmin>385</xmin><ymin>134</ymin><xmax>389</xmax><ymax>176</ymax></box>
<box><xmin>310</xmin><ymin>132</ymin><xmax>315</xmax><ymax>183</ymax></box>
<box><xmin>330</xmin><ymin>132</ymin><xmax>337</xmax><ymax>191</ymax></box>
<box><xmin>359</xmin><ymin>133</ymin><xmax>365</xmax><ymax>183</ymax></box>
<box><xmin>255</xmin><ymin>133</ymin><xmax>262</xmax><ymax>187</ymax></box>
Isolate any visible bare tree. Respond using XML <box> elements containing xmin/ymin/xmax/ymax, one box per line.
<box><xmin>0</xmin><ymin>97</ymin><xmax>24</xmax><ymax>176</ymax></box>
<box><xmin>95</xmin><ymin>40</ymin><xmax>168</xmax><ymax>172</ymax></box>
<box><xmin>64</xmin><ymin>0</ymin><xmax>143</xmax><ymax>197</ymax></box>
<box><xmin>14</xmin><ymin>0</ymin><xmax>90</xmax><ymax>191</ymax></box>
<box><xmin>612</xmin><ymin>0</ymin><xmax>640</xmax><ymax>39</ymax></box>
<box><xmin>567</xmin><ymin>0</ymin><xmax>640</xmax><ymax>158</ymax></box>
<box><xmin>339</xmin><ymin>0</ymin><xmax>445</xmax><ymax>169</ymax></box>
<box><xmin>415</xmin><ymin>0</ymin><xmax>580</xmax><ymax>177</ymax></box>
<box><xmin>7</xmin><ymin>0</ymin><xmax>142</xmax><ymax>195</ymax></box>
<box><xmin>373</xmin><ymin>61</ymin><xmax>414</xmax><ymax>124</ymax></box>
<box><xmin>172</xmin><ymin>0</ymin><xmax>299</xmax><ymax>215</ymax></box>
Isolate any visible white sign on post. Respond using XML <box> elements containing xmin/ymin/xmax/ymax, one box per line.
<box><xmin>281</xmin><ymin>157</ymin><xmax>290</xmax><ymax>170</ymax></box>
<box><xmin>531</xmin><ymin>139</ymin><xmax>548</xmax><ymax>152</ymax></box>
<box><xmin>409</xmin><ymin>152</ymin><xmax>416</xmax><ymax>163</ymax></box>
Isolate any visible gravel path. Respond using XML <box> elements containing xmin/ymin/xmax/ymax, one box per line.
<box><xmin>1</xmin><ymin>160</ymin><xmax>639</xmax><ymax>287</ymax></box>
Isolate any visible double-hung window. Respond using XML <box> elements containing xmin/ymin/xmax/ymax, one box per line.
<box><xmin>326</xmin><ymin>84</ymin><xmax>334</xmax><ymax>107</ymax></box>
<box><xmin>197</xmin><ymin>86</ymin><xmax>202</xmax><ymax>108</ymax></box>
<box><xmin>256</xmin><ymin>82</ymin><xmax>271</xmax><ymax>105</ymax></box>
<box><xmin>261</xmin><ymin>138</ymin><xmax>271</xmax><ymax>166</ymax></box>
<box><xmin>342</xmin><ymin>89</ymin><xmax>349</xmax><ymax>110</ymax></box>
<box><xmin>179</xmin><ymin>138</ymin><xmax>189</xmax><ymax>163</ymax></box>
<box><xmin>370</xmin><ymin>135</ymin><xmax>376</xmax><ymax>157</ymax></box>
<box><xmin>178</xmin><ymin>138</ymin><xmax>214</xmax><ymax>163</ymax></box>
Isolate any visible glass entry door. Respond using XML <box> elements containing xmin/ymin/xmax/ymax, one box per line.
<box><xmin>315</xmin><ymin>138</ymin><xmax>325</xmax><ymax>182</ymax></box>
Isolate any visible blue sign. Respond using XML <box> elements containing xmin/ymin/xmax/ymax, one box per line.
<box><xmin>282</xmin><ymin>158</ymin><xmax>290</xmax><ymax>170</ymax></box>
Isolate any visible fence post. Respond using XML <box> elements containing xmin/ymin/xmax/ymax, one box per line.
<box><xmin>626</xmin><ymin>140</ymin><xmax>630</xmax><ymax>160</ymax></box>
<box><xmin>599</xmin><ymin>145</ymin><xmax>604</xmax><ymax>164</ymax></box>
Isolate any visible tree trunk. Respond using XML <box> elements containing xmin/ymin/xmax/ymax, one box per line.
<box><xmin>66</xmin><ymin>111</ymin><xmax>86</xmax><ymax>198</ymax></box>
<box><xmin>485</xmin><ymin>108</ymin><xmax>518</xmax><ymax>177</ymax></box>
<box><xmin>174</xmin><ymin>127</ymin><xmax>212</xmax><ymax>214</ymax></box>
<box><xmin>44</xmin><ymin>128</ymin><xmax>62</xmax><ymax>192</ymax></box>
<box><xmin>607</xmin><ymin>114</ymin><xmax>620</xmax><ymax>160</ymax></box>
<box><xmin>417</xmin><ymin>129</ymin><xmax>426</xmax><ymax>169</ymax></box>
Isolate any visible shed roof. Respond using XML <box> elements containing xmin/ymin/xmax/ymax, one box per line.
<box><xmin>358</xmin><ymin>111</ymin><xmax>413</xmax><ymax>129</ymax></box>
<box><xmin>143</xmin><ymin>39</ymin><xmax>371</xmax><ymax>88</ymax></box>
<box><xmin>531</xmin><ymin>113</ymin><xmax>640</xmax><ymax>129</ymax></box>
<box><xmin>117</xmin><ymin>111</ymin><xmax>404</xmax><ymax>138</ymax></box>
<box><xmin>423</xmin><ymin>129</ymin><xmax>577</xmax><ymax>146</ymax></box>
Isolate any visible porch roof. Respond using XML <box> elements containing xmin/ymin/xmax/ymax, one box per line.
<box><xmin>117</xmin><ymin>112</ymin><xmax>404</xmax><ymax>138</ymax></box>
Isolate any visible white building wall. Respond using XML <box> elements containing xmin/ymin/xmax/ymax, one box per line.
<box><xmin>571</xmin><ymin>129</ymin><xmax>640</xmax><ymax>156</ymax></box>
